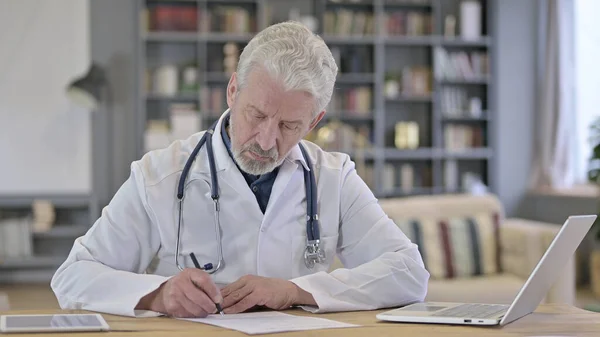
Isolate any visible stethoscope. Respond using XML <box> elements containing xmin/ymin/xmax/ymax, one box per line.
<box><xmin>174</xmin><ymin>114</ymin><xmax>325</xmax><ymax>274</ymax></box>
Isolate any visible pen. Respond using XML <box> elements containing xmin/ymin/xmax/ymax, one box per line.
<box><xmin>190</xmin><ymin>253</ymin><xmax>224</xmax><ymax>316</ymax></box>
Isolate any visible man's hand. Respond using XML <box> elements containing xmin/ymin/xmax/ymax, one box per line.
<box><xmin>220</xmin><ymin>275</ymin><xmax>317</xmax><ymax>314</ymax></box>
<box><xmin>136</xmin><ymin>268</ymin><xmax>222</xmax><ymax>318</ymax></box>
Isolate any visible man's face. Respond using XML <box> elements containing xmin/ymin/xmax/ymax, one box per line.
<box><xmin>226</xmin><ymin>67</ymin><xmax>324</xmax><ymax>175</ymax></box>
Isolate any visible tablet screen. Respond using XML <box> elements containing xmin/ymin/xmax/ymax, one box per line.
<box><xmin>3</xmin><ymin>314</ymin><xmax>107</xmax><ymax>330</ymax></box>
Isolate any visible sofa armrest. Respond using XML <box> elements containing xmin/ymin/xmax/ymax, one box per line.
<box><xmin>500</xmin><ymin>218</ymin><xmax>575</xmax><ymax>305</ymax></box>
<box><xmin>0</xmin><ymin>292</ymin><xmax>9</xmax><ymax>311</ymax></box>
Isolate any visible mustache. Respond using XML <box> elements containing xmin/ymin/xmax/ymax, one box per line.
<box><xmin>244</xmin><ymin>143</ymin><xmax>278</xmax><ymax>159</ymax></box>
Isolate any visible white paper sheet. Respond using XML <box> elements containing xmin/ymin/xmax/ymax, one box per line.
<box><xmin>178</xmin><ymin>311</ymin><xmax>360</xmax><ymax>335</ymax></box>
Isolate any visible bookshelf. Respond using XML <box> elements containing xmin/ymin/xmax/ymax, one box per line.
<box><xmin>0</xmin><ymin>193</ymin><xmax>96</xmax><ymax>282</ymax></box>
<box><xmin>135</xmin><ymin>0</ymin><xmax>495</xmax><ymax>198</ymax></box>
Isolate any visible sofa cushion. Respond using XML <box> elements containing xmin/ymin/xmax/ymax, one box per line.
<box><xmin>425</xmin><ymin>274</ymin><xmax>523</xmax><ymax>304</ymax></box>
<box><xmin>395</xmin><ymin>212</ymin><xmax>501</xmax><ymax>279</ymax></box>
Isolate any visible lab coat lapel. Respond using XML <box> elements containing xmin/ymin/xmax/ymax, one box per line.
<box><xmin>263</xmin><ymin>144</ymin><xmax>310</xmax><ymax>225</ymax></box>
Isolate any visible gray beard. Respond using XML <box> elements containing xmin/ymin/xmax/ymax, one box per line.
<box><xmin>228</xmin><ymin>120</ymin><xmax>283</xmax><ymax>175</ymax></box>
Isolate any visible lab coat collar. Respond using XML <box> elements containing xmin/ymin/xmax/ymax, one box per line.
<box><xmin>203</xmin><ymin>109</ymin><xmax>311</xmax><ymax>174</ymax></box>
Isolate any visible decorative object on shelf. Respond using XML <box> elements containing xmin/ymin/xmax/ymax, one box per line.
<box><xmin>384</xmin><ymin>73</ymin><xmax>400</xmax><ymax>99</ymax></box>
<box><xmin>461</xmin><ymin>172</ymin><xmax>487</xmax><ymax>195</ymax></box>
<box><xmin>460</xmin><ymin>0</ymin><xmax>482</xmax><ymax>41</ymax></box>
<box><xmin>444</xmin><ymin>15</ymin><xmax>456</xmax><ymax>37</ymax></box>
<box><xmin>31</xmin><ymin>199</ymin><xmax>56</xmax><ymax>233</ymax></box>
<box><xmin>180</xmin><ymin>66</ymin><xmax>199</xmax><ymax>93</ymax></box>
<box><xmin>394</xmin><ymin>121</ymin><xmax>419</xmax><ymax>149</ymax></box>
<box><xmin>468</xmin><ymin>97</ymin><xmax>483</xmax><ymax>117</ymax></box>
<box><xmin>153</xmin><ymin>64</ymin><xmax>178</xmax><ymax>97</ymax></box>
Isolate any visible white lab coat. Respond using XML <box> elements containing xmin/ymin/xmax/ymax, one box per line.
<box><xmin>51</xmin><ymin>110</ymin><xmax>430</xmax><ymax>317</ymax></box>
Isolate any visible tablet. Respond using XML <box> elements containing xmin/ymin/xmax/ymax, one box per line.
<box><xmin>0</xmin><ymin>313</ymin><xmax>110</xmax><ymax>333</ymax></box>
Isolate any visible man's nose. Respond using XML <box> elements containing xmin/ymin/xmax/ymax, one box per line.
<box><xmin>256</xmin><ymin>121</ymin><xmax>278</xmax><ymax>151</ymax></box>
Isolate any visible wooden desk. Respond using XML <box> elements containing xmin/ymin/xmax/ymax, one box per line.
<box><xmin>1</xmin><ymin>304</ymin><xmax>599</xmax><ymax>337</ymax></box>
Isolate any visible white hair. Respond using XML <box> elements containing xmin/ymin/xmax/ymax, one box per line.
<box><xmin>235</xmin><ymin>21</ymin><xmax>338</xmax><ymax>118</ymax></box>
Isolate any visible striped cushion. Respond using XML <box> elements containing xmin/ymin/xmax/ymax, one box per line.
<box><xmin>396</xmin><ymin>212</ymin><xmax>502</xmax><ymax>279</ymax></box>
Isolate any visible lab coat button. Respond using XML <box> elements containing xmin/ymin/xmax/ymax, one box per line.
<box><xmin>260</xmin><ymin>228</ymin><xmax>266</xmax><ymax>232</ymax></box>
<box><xmin>252</xmin><ymin>186</ymin><xmax>258</xmax><ymax>192</ymax></box>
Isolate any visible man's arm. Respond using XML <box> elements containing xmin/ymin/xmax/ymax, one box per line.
<box><xmin>50</xmin><ymin>162</ymin><xmax>170</xmax><ymax>317</ymax></box>
<box><xmin>290</xmin><ymin>156</ymin><xmax>430</xmax><ymax>313</ymax></box>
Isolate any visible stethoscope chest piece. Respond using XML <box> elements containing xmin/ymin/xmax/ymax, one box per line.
<box><xmin>304</xmin><ymin>239</ymin><xmax>326</xmax><ymax>269</ymax></box>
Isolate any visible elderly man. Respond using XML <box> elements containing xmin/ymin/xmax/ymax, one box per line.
<box><xmin>51</xmin><ymin>21</ymin><xmax>429</xmax><ymax>318</ymax></box>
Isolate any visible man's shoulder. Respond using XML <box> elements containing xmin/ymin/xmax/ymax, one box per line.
<box><xmin>299</xmin><ymin>139</ymin><xmax>353</xmax><ymax>172</ymax></box>
<box><xmin>133</xmin><ymin>131</ymin><xmax>208</xmax><ymax>186</ymax></box>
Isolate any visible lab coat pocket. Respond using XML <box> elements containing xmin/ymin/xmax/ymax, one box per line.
<box><xmin>290</xmin><ymin>234</ymin><xmax>339</xmax><ymax>279</ymax></box>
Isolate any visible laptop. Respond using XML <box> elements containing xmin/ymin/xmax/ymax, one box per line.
<box><xmin>376</xmin><ymin>214</ymin><xmax>597</xmax><ymax>326</ymax></box>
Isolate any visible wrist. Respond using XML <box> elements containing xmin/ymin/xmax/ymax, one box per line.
<box><xmin>136</xmin><ymin>284</ymin><xmax>165</xmax><ymax>313</ymax></box>
<box><xmin>291</xmin><ymin>282</ymin><xmax>317</xmax><ymax>307</ymax></box>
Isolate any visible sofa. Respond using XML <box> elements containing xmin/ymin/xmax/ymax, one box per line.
<box><xmin>331</xmin><ymin>193</ymin><xmax>575</xmax><ymax>305</ymax></box>
<box><xmin>0</xmin><ymin>292</ymin><xmax>8</xmax><ymax>310</ymax></box>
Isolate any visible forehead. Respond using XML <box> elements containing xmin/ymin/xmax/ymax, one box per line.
<box><xmin>240</xmin><ymin>68</ymin><xmax>315</xmax><ymax>120</ymax></box>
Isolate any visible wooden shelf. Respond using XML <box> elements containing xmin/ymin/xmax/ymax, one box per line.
<box><xmin>32</xmin><ymin>225</ymin><xmax>89</xmax><ymax>239</ymax></box>
<box><xmin>444</xmin><ymin>148</ymin><xmax>493</xmax><ymax>159</ymax></box>
<box><xmin>384</xmin><ymin>148</ymin><xmax>441</xmax><ymax>160</ymax></box>
<box><xmin>0</xmin><ymin>256</ymin><xmax>66</xmax><ymax>269</ymax></box>
<box><xmin>0</xmin><ymin>194</ymin><xmax>91</xmax><ymax>208</ymax></box>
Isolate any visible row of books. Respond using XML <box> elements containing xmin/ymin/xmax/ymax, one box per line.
<box><xmin>306</xmin><ymin>123</ymin><xmax>372</xmax><ymax>152</ymax></box>
<box><xmin>444</xmin><ymin>124</ymin><xmax>485</xmax><ymax>150</ymax></box>
<box><xmin>440</xmin><ymin>87</ymin><xmax>485</xmax><ymax>118</ymax></box>
<box><xmin>380</xmin><ymin>163</ymin><xmax>433</xmax><ymax>193</ymax></box>
<box><xmin>434</xmin><ymin>48</ymin><xmax>490</xmax><ymax>81</ymax></box>
<box><xmin>0</xmin><ymin>217</ymin><xmax>33</xmax><ymax>259</ymax></box>
<box><xmin>327</xmin><ymin>87</ymin><xmax>373</xmax><ymax>115</ymax></box>
<box><xmin>384</xmin><ymin>67</ymin><xmax>432</xmax><ymax>98</ymax></box>
<box><xmin>330</xmin><ymin>47</ymin><xmax>373</xmax><ymax>73</ymax></box>
<box><xmin>200</xmin><ymin>87</ymin><xmax>226</xmax><ymax>115</ymax></box>
<box><xmin>324</xmin><ymin>10</ymin><xmax>375</xmax><ymax>36</ymax></box>
<box><xmin>339</xmin><ymin>160</ymin><xmax>486</xmax><ymax>196</ymax></box>
<box><xmin>444</xmin><ymin>160</ymin><xmax>487</xmax><ymax>193</ymax></box>
<box><xmin>144</xmin><ymin>5</ymin><xmax>255</xmax><ymax>34</ymax></box>
<box><xmin>383</xmin><ymin>11</ymin><xmax>433</xmax><ymax>36</ymax></box>
<box><xmin>144</xmin><ymin>103</ymin><xmax>204</xmax><ymax>153</ymax></box>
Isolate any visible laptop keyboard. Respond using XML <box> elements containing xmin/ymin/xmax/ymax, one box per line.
<box><xmin>435</xmin><ymin>304</ymin><xmax>509</xmax><ymax>319</ymax></box>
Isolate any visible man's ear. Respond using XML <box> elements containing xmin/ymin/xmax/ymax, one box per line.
<box><xmin>226</xmin><ymin>72</ymin><xmax>238</xmax><ymax>109</ymax></box>
<box><xmin>308</xmin><ymin>110</ymin><xmax>326</xmax><ymax>131</ymax></box>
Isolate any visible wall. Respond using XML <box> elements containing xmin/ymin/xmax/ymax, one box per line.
<box><xmin>0</xmin><ymin>0</ymin><xmax>91</xmax><ymax>195</ymax></box>
<box><xmin>493</xmin><ymin>0</ymin><xmax>538</xmax><ymax>216</ymax></box>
